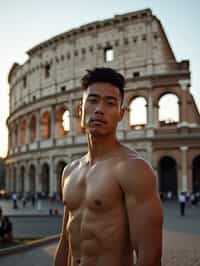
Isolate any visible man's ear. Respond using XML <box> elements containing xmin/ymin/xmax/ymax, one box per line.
<box><xmin>119</xmin><ymin>107</ymin><xmax>125</xmax><ymax>121</ymax></box>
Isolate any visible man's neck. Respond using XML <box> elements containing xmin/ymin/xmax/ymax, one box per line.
<box><xmin>86</xmin><ymin>133</ymin><xmax>120</xmax><ymax>164</ymax></box>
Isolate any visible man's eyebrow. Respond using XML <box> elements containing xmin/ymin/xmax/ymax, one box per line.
<box><xmin>87</xmin><ymin>93</ymin><xmax>99</xmax><ymax>98</ymax></box>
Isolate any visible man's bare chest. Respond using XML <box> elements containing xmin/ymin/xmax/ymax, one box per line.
<box><xmin>63</xmin><ymin>162</ymin><xmax>122</xmax><ymax>211</ymax></box>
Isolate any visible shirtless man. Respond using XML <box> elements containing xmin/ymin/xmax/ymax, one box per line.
<box><xmin>54</xmin><ymin>67</ymin><xmax>163</xmax><ymax>266</ymax></box>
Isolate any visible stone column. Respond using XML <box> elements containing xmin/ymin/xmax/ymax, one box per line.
<box><xmin>51</xmin><ymin>106</ymin><xmax>56</xmax><ymax>142</ymax></box>
<box><xmin>49</xmin><ymin>157</ymin><xmax>56</xmax><ymax>197</ymax></box>
<box><xmin>179</xmin><ymin>80</ymin><xmax>190</xmax><ymax>123</ymax></box>
<box><xmin>17</xmin><ymin>120</ymin><xmax>21</xmax><ymax>148</ymax></box>
<box><xmin>36</xmin><ymin>159</ymin><xmax>42</xmax><ymax>193</ymax></box>
<box><xmin>147</xmin><ymin>94</ymin><xmax>154</xmax><ymax>128</ymax></box>
<box><xmin>69</xmin><ymin>100</ymin><xmax>75</xmax><ymax>136</ymax></box>
<box><xmin>180</xmin><ymin>146</ymin><xmax>188</xmax><ymax>192</ymax></box>
<box><xmin>24</xmin><ymin>162</ymin><xmax>30</xmax><ymax>193</ymax></box>
<box><xmin>16</xmin><ymin>164</ymin><xmax>21</xmax><ymax>193</ymax></box>
<box><xmin>5</xmin><ymin>166</ymin><xmax>10</xmax><ymax>192</ymax></box>
<box><xmin>26</xmin><ymin>116</ymin><xmax>31</xmax><ymax>145</ymax></box>
<box><xmin>153</xmin><ymin>103</ymin><xmax>159</xmax><ymax>128</ymax></box>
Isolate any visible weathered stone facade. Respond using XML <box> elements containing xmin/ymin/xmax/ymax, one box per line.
<box><xmin>6</xmin><ymin>9</ymin><xmax>200</xmax><ymax>197</ymax></box>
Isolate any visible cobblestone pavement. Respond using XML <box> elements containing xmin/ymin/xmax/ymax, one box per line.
<box><xmin>0</xmin><ymin>199</ymin><xmax>200</xmax><ymax>265</ymax></box>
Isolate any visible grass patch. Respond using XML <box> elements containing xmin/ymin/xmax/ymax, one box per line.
<box><xmin>0</xmin><ymin>238</ymin><xmax>42</xmax><ymax>249</ymax></box>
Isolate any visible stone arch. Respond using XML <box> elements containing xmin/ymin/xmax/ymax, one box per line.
<box><xmin>56</xmin><ymin>160</ymin><xmax>67</xmax><ymax>198</ymax></box>
<box><xmin>41</xmin><ymin>111</ymin><xmax>51</xmax><ymax>140</ymax></box>
<box><xmin>41</xmin><ymin>163</ymin><xmax>50</xmax><ymax>196</ymax></box>
<box><xmin>158</xmin><ymin>156</ymin><xmax>178</xmax><ymax>197</ymax></box>
<box><xmin>29</xmin><ymin>164</ymin><xmax>36</xmax><ymax>193</ymax></box>
<box><xmin>192</xmin><ymin>155</ymin><xmax>200</xmax><ymax>193</ymax></box>
<box><xmin>21</xmin><ymin>118</ymin><xmax>27</xmax><ymax>145</ymax></box>
<box><xmin>129</xmin><ymin>96</ymin><xmax>147</xmax><ymax>129</ymax></box>
<box><xmin>158</xmin><ymin>93</ymin><xmax>180</xmax><ymax>126</ymax></box>
<box><xmin>19</xmin><ymin>165</ymin><xmax>25</xmax><ymax>193</ymax></box>
<box><xmin>30</xmin><ymin>114</ymin><xmax>36</xmax><ymax>143</ymax></box>
<box><xmin>55</xmin><ymin>106</ymin><xmax>70</xmax><ymax>138</ymax></box>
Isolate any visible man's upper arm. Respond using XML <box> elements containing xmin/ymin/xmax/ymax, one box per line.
<box><xmin>119</xmin><ymin>158</ymin><xmax>163</xmax><ymax>265</ymax></box>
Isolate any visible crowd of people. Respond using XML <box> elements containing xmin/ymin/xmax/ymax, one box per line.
<box><xmin>160</xmin><ymin>190</ymin><xmax>200</xmax><ymax>216</ymax></box>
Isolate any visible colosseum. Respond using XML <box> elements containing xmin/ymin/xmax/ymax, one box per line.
<box><xmin>5</xmin><ymin>8</ymin><xmax>200</xmax><ymax>198</ymax></box>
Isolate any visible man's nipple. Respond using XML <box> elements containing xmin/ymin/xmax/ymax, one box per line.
<box><xmin>94</xmin><ymin>199</ymin><xmax>102</xmax><ymax>206</ymax></box>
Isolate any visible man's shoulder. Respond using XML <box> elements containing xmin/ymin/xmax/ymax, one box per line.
<box><xmin>116</xmin><ymin>147</ymin><xmax>156</xmax><ymax>193</ymax></box>
<box><xmin>62</xmin><ymin>155</ymin><xmax>87</xmax><ymax>177</ymax></box>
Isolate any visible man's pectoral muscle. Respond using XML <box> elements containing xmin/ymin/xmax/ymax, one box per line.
<box><xmin>118</xmin><ymin>158</ymin><xmax>163</xmax><ymax>266</ymax></box>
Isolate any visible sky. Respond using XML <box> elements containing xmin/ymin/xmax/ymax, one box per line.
<box><xmin>0</xmin><ymin>0</ymin><xmax>199</xmax><ymax>158</ymax></box>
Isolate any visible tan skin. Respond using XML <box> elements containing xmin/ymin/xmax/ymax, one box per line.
<box><xmin>54</xmin><ymin>82</ymin><xmax>163</xmax><ymax>266</ymax></box>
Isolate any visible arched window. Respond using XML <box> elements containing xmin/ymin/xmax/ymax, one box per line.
<box><xmin>30</xmin><ymin>115</ymin><xmax>36</xmax><ymax>143</ymax></box>
<box><xmin>41</xmin><ymin>111</ymin><xmax>51</xmax><ymax>140</ymax></box>
<box><xmin>63</xmin><ymin>110</ymin><xmax>70</xmax><ymax>132</ymax></box>
<box><xmin>56</xmin><ymin>107</ymin><xmax>70</xmax><ymax>138</ymax></box>
<box><xmin>129</xmin><ymin>97</ymin><xmax>147</xmax><ymax>129</ymax></box>
<box><xmin>159</xmin><ymin>93</ymin><xmax>179</xmax><ymax>126</ymax></box>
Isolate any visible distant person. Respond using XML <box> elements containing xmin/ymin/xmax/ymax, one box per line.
<box><xmin>12</xmin><ymin>193</ymin><xmax>18</xmax><ymax>209</ymax></box>
<box><xmin>178</xmin><ymin>192</ymin><xmax>186</xmax><ymax>216</ymax></box>
<box><xmin>0</xmin><ymin>206</ymin><xmax>13</xmax><ymax>241</ymax></box>
<box><xmin>31</xmin><ymin>193</ymin><xmax>36</xmax><ymax>207</ymax></box>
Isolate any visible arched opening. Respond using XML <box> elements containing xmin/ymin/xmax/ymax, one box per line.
<box><xmin>63</xmin><ymin>110</ymin><xmax>70</xmax><ymax>132</ymax></box>
<box><xmin>158</xmin><ymin>93</ymin><xmax>179</xmax><ymax>126</ymax></box>
<box><xmin>30</xmin><ymin>115</ymin><xmax>36</xmax><ymax>143</ymax></box>
<box><xmin>56</xmin><ymin>107</ymin><xmax>70</xmax><ymax>138</ymax></box>
<box><xmin>41</xmin><ymin>111</ymin><xmax>51</xmax><ymax>140</ymax></box>
<box><xmin>56</xmin><ymin>161</ymin><xmax>67</xmax><ymax>198</ymax></box>
<box><xmin>19</xmin><ymin>166</ymin><xmax>25</xmax><ymax>193</ymax></box>
<box><xmin>158</xmin><ymin>156</ymin><xmax>178</xmax><ymax>197</ymax></box>
<box><xmin>41</xmin><ymin>163</ymin><xmax>50</xmax><ymax>196</ymax></box>
<box><xmin>129</xmin><ymin>97</ymin><xmax>147</xmax><ymax>129</ymax></box>
<box><xmin>192</xmin><ymin>155</ymin><xmax>200</xmax><ymax>193</ymax></box>
<box><xmin>29</xmin><ymin>164</ymin><xmax>36</xmax><ymax>193</ymax></box>
<box><xmin>21</xmin><ymin>119</ymin><xmax>26</xmax><ymax>145</ymax></box>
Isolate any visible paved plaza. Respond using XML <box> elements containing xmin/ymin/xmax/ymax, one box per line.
<box><xmin>0</xmin><ymin>199</ymin><xmax>200</xmax><ymax>265</ymax></box>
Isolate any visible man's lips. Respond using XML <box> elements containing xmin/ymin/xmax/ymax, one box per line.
<box><xmin>90</xmin><ymin>118</ymin><xmax>106</xmax><ymax>124</ymax></box>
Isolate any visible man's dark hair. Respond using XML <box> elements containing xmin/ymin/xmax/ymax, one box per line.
<box><xmin>81</xmin><ymin>67</ymin><xmax>125</xmax><ymax>103</ymax></box>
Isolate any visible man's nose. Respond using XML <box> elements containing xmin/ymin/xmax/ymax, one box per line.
<box><xmin>94</xmin><ymin>101</ymin><xmax>104</xmax><ymax>114</ymax></box>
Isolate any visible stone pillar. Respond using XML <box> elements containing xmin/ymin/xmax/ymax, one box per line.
<box><xmin>51</xmin><ymin>106</ymin><xmax>56</xmax><ymax>142</ymax></box>
<box><xmin>36</xmin><ymin>160</ymin><xmax>42</xmax><ymax>193</ymax></box>
<box><xmin>147</xmin><ymin>94</ymin><xmax>154</xmax><ymax>128</ymax></box>
<box><xmin>16</xmin><ymin>164</ymin><xmax>21</xmax><ymax>193</ymax></box>
<box><xmin>17</xmin><ymin>120</ymin><xmax>21</xmax><ymax>148</ymax></box>
<box><xmin>36</xmin><ymin>111</ymin><xmax>41</xmax><ymax>142</ymax></box>
<box><xmin>153</xmin><ymin>103</ymin><xmax>159</xmax><ymax>128</ymax></box>
<box><xmin>5</xmin><ymin>166</ymin><xmax>10</xmax><ymax>192</ymax></box>
<box><xmin>180</xmin><ymin>146</ymin><xmax>188</xmax><ymax>192</ymax></box>
<box><xmin>49</xmin><ymin>157</ymin><xmax>56</xmax><ymax>197</ymax></box>
<box><xmin>26</xmin><ymin>116</ymin><xmax>30</xmax><ymax>145</ymax></box>
<box><xmin>146</xmin><ymin>19</ymin><xmax>153</xmax><ymax>75</ymax></box>
<box><xmin>24</xmin><ymin>162</ymin><xmax>30</xmax><ymax>193</ymax></box>
<box><xmin>69</xmin><ymin>100</ymin><xmax>75</xmax><ymax>136</ymax></box>
<box><xmin>179</xmin><ymin>80</ymin><xmax>190</xmax><ymax>123</ymax></box>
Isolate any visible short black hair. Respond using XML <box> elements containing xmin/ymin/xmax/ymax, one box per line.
<box><xmin>81</xmin><ymin>67</ymin><xmax>125</xmax><ymax>103</ymax></box>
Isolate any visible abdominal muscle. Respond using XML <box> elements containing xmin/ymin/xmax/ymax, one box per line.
<box><xmin>67</xmin><ymin>208</ymin><xmax>133</xmax><ymax>266</ymax></box>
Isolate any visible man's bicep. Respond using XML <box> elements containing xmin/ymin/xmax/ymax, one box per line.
<box><xmin>125</xmin><ymin>193</ymin><xmax>163</xmax><ymax>266</ymax></box>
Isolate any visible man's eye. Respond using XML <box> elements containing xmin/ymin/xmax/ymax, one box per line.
<box><xmin>88</xmin><ymin>98</ymin><xmax>98</xmax><ymax>103</ymax></box>
<box><xmin>107</xmin><ymin>101</ymin><xmax>116</xmax><ymax>106</ymax></box>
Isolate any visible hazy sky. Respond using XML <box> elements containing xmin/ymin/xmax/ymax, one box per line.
<box><xmin>0</xmin><ymin>0</ymin><xmax>199</xmax><ymax>158</ymax></box>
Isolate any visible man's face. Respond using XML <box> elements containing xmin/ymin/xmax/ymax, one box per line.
<box><xmin>81</xmin><ymin>82</ymin><xmax>124</xmax><ymax>136</ymax></box>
